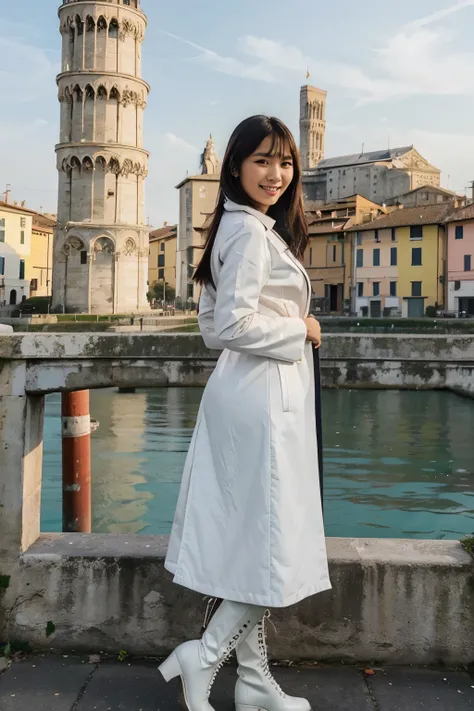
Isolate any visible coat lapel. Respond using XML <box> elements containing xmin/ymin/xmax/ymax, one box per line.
<box><xmin>224</xmin><ymin>199</ymin><xmax>312</xmax><ymax>315</ymax></box>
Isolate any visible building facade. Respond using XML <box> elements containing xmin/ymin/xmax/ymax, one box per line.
<box><xmin>148</xmin><ymin>223</ymin><xmax>177</xmax><ymax>295</ymax></box>
<box><xmin>303</xmin><ymin>146</ymin><xmax>441</xmax><ymax>205</ymax></box>
<box><xmin>176</xmin><ymin>137</ymin><xmax>220</xmax><ymax>304</ymax></box>
<box><xmin>52</xmin><ymin>0</ymin><xmax>150</xmax><ymax>314</ymax></box>
<box><xmin>446</xmin><ymin>204</ymin><xmax>474</xmax><ymax>316</ymax></box>
<box><xmin>385</xmin><ymin>185</ymin><xmax>463</xmax><ymax>208</ymax></box>
<box><xmin>29</xmin><ymin>214</ymin><xmax>55</xmax><ymax>298</ymax></box>
<box><xmin>303</xmin><ymin>195</ymin><xmax>387</xmax><ymax>313</ymax></box>
<box><xmin>0</xmin><ymin>201</ymin><xmax>33</xmax><ymax>307</ymax></box>
<box><xmin>299</xmin><ymin>84</ymin><xmax>327</xmax><ymax>170</ymax></box>
<box><xmin>351</xmin><ymin>204</ymin><xmax>449</xmax><ymax>317</ymax></box>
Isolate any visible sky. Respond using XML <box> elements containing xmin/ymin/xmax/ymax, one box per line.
<box><xmin>1</xmin><ymin>0</ymin><xmax>474</xmax><ymax>226</ymax></box>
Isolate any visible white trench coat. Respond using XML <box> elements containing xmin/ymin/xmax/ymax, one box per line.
<box><xmin>165</xmin><ymin>199</ymin><xmax>331</xmax><ymax>608</ymax></box>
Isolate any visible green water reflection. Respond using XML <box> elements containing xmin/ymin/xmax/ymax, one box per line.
<box><xmin>41</xmin><ymin>389</ymin><xmax>474</xmax><ymax>539</ymax></box>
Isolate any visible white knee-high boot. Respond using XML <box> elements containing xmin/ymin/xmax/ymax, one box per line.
<box><xmin>159</xmin><ymin>600</ymin><xmax>265</xmax><ymax>711</ymax></box>
<box><xmin>235</xmin><ymin>612</ymin><xmax>311</xmax><ymax>711</ymax></box>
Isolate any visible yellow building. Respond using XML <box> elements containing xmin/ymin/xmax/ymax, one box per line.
<box><xmin>303</xmin><ymin>195</ymin><xmax>387</xmax><ymax>313</ymax></box>
<box><xmin>350</xmin><ymin>204</ymin><xmax>450</xmax><ymax>317</ymax></box>
<box><xmin>0</xmin><ymin>200</ymin><xmax>33</xmax><ymax>306</ymax></box>
<box><xmin>29</xmin><ymin>213</ymin><xmax>55</xmax><ymax>297</ymax></box>
<box><xmin>148</xmin><ymin>223</ymin><xmax>177</xmax><ymax>301</ymax></box>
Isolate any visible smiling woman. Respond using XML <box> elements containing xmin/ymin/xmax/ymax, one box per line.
<box><xmin>159</xmin><ymin>115</ymin><xmax>327</xmax><ymax>711</ymax></box>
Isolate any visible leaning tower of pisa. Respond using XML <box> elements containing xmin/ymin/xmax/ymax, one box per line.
<box><xmin>52</xmin><ymin>0</ymin><xmax>150</xmax><ymax>314</ymax></box>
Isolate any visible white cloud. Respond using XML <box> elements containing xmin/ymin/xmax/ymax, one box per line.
<box><xmin>162</xmin><ymin>1</ymin><xmax>474</xmax><ymax>104</ymax></box>
<box><xmin>0</xmin><ymin>36</ymin><xmax>58</xmax><ymax>104</ymax></box>
<box><xmin>164</xmin><ymin>132</ymin><xmax>200</xmax><ymax>154</ymax></box>
<box><xmin>406</xmin><ymin>0</ymin><xmax>474</xmax><ymax>29</ymax></box>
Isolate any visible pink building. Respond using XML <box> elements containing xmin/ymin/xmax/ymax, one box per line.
<box><xmin>446</xmin><ymin>204</ymin><xmax>474</xmax><ymax>316</ymax></box>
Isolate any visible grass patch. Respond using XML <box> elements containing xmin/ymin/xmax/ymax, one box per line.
<box><xmin>461</xmin><ymin>536</ymin><xmax>474</xmax><ymax>557</ymax></box>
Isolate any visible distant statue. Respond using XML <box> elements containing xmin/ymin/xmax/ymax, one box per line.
<box><xmin>200</xmin><ymin>134</ymin><xmax>220</xmax><ymax>175</ymax></box>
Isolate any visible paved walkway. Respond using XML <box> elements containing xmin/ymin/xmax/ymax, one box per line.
<box><xmin>0</xmin><ymin>655</ymin><xmax>473</xmax><ymax>710</ymax></box>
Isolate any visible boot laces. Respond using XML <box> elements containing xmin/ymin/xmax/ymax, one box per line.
<box><xmin>258</xmin><ymin>611</ymin><xmax>285</xmax><ymax>697</ymax></box>
<box><xmin>206</xmin><ymin>619</ymin><xmax>253</xmax><ymax>698</ymax></box>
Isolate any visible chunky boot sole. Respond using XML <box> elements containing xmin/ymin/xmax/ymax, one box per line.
<box><xmin>159</xmin><ymin>651</ymin><xmax>181</xmax><ymax>682</ymax></box>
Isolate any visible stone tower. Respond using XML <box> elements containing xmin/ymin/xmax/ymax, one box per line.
<box><xmin>201</xmin><ymin>135</ymin><xmax>220</xmax><ymax>175</ymax></box>
<box><xmin>299</xmin><ymin>85</ymin><xmax>327</xmax><ymax>170</ymax></box>
<box><xmin>53</xmin><ymin>0</ymin><xmax>150</xmax><ymax>314</ymax></box>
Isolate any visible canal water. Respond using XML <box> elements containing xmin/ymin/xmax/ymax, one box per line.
<box><xmin>41</xmin><ymin>388</ymin><xmax>474</xmax><ymax>540</ymax></box>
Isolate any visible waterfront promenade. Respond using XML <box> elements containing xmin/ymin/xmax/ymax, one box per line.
<box><xmin>0</xmin><ymin>655</ymin><xmax>473</xmax><ymax>710</ymax></box>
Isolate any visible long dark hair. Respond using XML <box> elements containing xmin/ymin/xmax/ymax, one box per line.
<box><xmin>193</xmin><ymin>115</ymin><xmax>308</xmax><ymax>286</ymax></box>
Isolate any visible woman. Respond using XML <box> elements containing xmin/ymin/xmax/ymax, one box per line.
<box><xmin>160</xmin><ymin>116</ymin><xmax>331</xmax><ymax>711</ymax></box>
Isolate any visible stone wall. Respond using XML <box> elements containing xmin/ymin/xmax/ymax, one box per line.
<box><xmin>3</xmin><ymin>535</ymin><xmax>473</xmax><ymax>664</ymax></box>
<box><xmin>0</xmin><ymin>332</ymin><xmax>473</xmax><ymax>662</ymax></box>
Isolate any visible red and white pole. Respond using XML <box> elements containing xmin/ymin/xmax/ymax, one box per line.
<box><xmin>61</xmin><ymin>390</ymin><xmax>92</xmax><ymax>533</ymax></box>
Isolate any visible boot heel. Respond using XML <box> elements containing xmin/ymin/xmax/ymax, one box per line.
<box><xmin>158</xmin><ymin>651</ymin><xmax>181</xmax><ymax>682</ymax></box>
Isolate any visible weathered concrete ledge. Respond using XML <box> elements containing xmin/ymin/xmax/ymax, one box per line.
<box><xmin>0</xmin><ymin>332</ymin><xmax>473</xmax><ymax>395</ymax></box>
<box><xmin>2</xmin><ymin>535</ymin><xmax>471</xmax><ymax>665</ymax></box>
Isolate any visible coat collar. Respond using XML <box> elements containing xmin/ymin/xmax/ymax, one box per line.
<box><xmin>224</xmin><ymin>198</ymin><xmax>311</xmax><ymax>314</ymax></box>
<box><xmin>224</xmin><ymin>198</ymin><xmax>276</xmax><ymax>231</ymax></box>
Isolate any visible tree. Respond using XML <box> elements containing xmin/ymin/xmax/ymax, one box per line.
<box><xmin>147</xmin><ymin>280</ymin><xmax>176</xmax><ymax>304</ymax></box>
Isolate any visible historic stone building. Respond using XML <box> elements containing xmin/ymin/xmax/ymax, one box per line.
<box><xmin>299</xmin><ymin>85</ymin><xmax>327</xmax><ymax>170</ymax></box>
<box><xmin>52</xmin><ymin>0</ymin><xmax>150</xmax><ymax>314</ymax></box>
<box><xmin>303</xmin><ymin>145</ymin><xmax>441</xmax><ymax>205</ymax></box>
<box><xmin>176</xmin><ymin>136</ymin><xmax>220</xmax><ymax>305</ymax></box>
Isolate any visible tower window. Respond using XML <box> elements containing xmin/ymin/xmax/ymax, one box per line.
<box><xmin>80</xmin><ymin>251</ymin><xmax>87</xmax><ymax>265</ymax></box>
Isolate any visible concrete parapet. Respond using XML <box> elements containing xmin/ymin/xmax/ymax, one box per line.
<box><xmin>0</xmin><ymin>332</ymin><xmax>473</xmax><ymax>663</ymax></box>
<box><xmin>3</xmin><ymin>534</ymin><xmax>472</xmax><ymax>665</ymax></box>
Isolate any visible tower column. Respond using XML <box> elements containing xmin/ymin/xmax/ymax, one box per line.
<box><xmin>53</xmin><ymin>0</ymin><xmax>150</xmax><ymax>315</ymax></box>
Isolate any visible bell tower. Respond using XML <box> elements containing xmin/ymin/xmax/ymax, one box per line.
<box><xmin>299</xmin><ymin>85</ymin><xmax>327</xmax><ymax>170</ymax></box>
<box><xmin>53</xmin><ymin>0</ymin><xmax>150</xmax><ymax>314</ymax></box>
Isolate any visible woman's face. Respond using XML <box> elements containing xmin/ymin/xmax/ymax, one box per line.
<box><xmin>238</xmin><ymin>135</ymin><xmax>294</xmax><ymax>213</ymax></box>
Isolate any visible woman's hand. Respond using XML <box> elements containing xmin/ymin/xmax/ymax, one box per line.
<box><xmin>303</xmin><ymin>315</ymin><xmax>321</xmax><ymax>348</ymax></box>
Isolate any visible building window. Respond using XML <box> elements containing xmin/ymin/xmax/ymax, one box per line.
<box><xmin>158</xmin><ymin>254</ymin><xmax>165</xmax><ymax>268</ymax></box>
<box><xmin>390</xmin><ymin>247</ymin><xmax>397</xmax><ymax>266</ymax></box>
<box><xmin>80</xmin><ymin>251</ymin><xmax>87</xmax><ymax>265</ymax></box>
<box><xmin>158</xmin><ymin>268</ymin><xmax>164</xmax><ymax>280</ymax></box>
<box><xmin>356</xmin><ymin>232</ymin><xmax>362</xmax><ymax>246</ymax></box>
<box><xmin>455</xmin><ymin>225</ymin><xmax>464</xmax><ymax>240</ymax></box>
<box><xmin>411</xmin><ymin>281</ymin><xmax>422</xmax><ymax>297</ymax></box>
<box><xmin>357</xmin><ymin>282</ymin><xmax>364</xmax><ymax>297</ymax></box>
<box><xmin>20</xmin><ymin>230</ymin><xmax>25</xmax><ymax>245</ymax></box>
<box><xmin>390</xmin><ymin>281</ymin><xmax>397</xmax><ymax>296</ymax></box>
<box><xmin>356</xmin><ymin>249</ymin><xmax>363</xmax><ymax>267</ymax></box>
<box><xmin>332</xmin><ymin>245</ymin><xmax>337</xmax><ymax>262</ymax></box>
<box><xmin>410</xmin><ymin>225</ymin><xmax>423</xmax><ymax>240</ymax></box>
<box><xmin>160</xmin><ymin>242</ymin><xmax>165</xmax><ymax>252</ymax></box>
<box><xmin>374</xmin><ymin>230</ymin><xmax>380</xmax><ymax>243</ymax></box>
<box><xmin>123</xmin><ymin>0</ymin><xmax>130</xmax><ymax>4</ymax></box>
<box><xmin>0</xmin><ymin>218</ymin><xmax>5</xmax><ymax>242</ymax></box>
<box><xmin>412</xmin><ymin>247</ymin><xmax>422</xmax><ymax>266</ymax></box>
<box><xmin>21</xmin><ymin>217</ymin><xmax>26</xmax><ymax>228</ymax></box>
<box><xmin>19</xmin><ymin>259</ymin><xmax>25</xmax><ymax>280</ymax></box>
<box><xmin>373</xmin><ymin>282</ymin><xmax>380</xmax><ymax>297</ymax></box>
<box><xmin>309</xmin><ymin>247</ymin><xmax>313</xmax><ymax>265</ymax></box>
<box><xmin>0</xmin><ymin>257</ymin><xmax>4</xmax><ymax>275</ymax></box>
<box><xmin>373</xmin><ymin>248</ymin><xmax>380</xmax><ymax>266</ymax></box>
<box><xmin>464</xmin><ymin>254</ymin><xmax>472</xmax><ymax>272</ymax></box>
<box><xmin>187</xmin><ymin>282</ymin><xmax>194</xmax><ymax>299</ymax></box>
<box><xmin>454</xmin><ymin>280</ymin><xmax>461</xmax><ymax>291</ymax></box>
<box><xmin>391</xmin><ymin>228</ymin><xmax>396</xmax><ymax>242</ymax></box>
